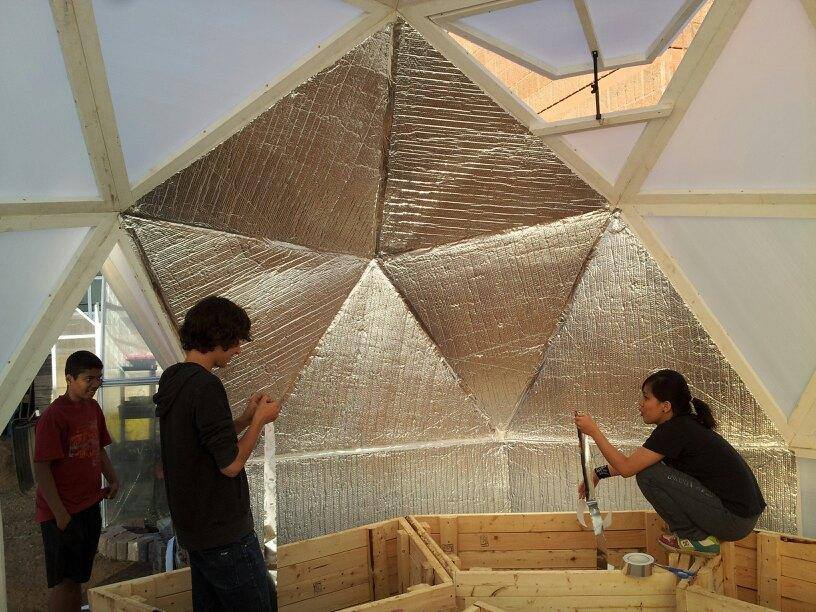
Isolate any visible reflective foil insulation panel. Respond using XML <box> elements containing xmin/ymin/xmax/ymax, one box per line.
<box><xmin>126</xmin><ymin>19</ymin><xmax>798</xmax><ymax>543</ymax></box>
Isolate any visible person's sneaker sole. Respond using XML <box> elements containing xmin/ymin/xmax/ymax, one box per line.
<box><xmin>658</xmin><ymin>539</ymin><xmax>719</xmax><ymax>558</ymax></box>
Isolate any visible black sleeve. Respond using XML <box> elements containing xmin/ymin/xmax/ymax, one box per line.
<box><xmin>193</xmin><ymin>379</ymin><xmax>239</xmax><ymax>470</ymax></box>
<box><xmin>643</xmin><ymin>420</ymin><xmax>684</xmax><ymax>459</ymax></box>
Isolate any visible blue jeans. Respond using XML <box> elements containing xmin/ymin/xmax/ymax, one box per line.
<box><xmin>189</xmin><ymin>533</ymin><xmax>276</xmax><ymax>611</ymax></box>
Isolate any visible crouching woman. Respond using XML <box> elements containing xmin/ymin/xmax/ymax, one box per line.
<box><xmin>575</xmin><ymin>369</ymin><xmax>765</xmax><ymax>557</ymax></box>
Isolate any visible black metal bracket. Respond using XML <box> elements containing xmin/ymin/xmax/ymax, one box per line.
<box><xmin>590</xmin><ymin>49</ymin><xmax>601</xmax><ymax>121</ymax></box>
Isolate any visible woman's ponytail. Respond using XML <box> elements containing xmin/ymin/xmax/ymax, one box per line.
<box><xmin>691</xmin><ymin>397</ymin><xmax>716</xmax><ymax>429</ymax></box>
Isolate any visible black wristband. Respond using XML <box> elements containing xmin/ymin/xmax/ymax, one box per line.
<box><xmin>594</xmin><ymin>465</ymin><xmax>611</xmax><ymax>479</ymax></box>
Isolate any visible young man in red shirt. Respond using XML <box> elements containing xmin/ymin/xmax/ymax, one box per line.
<box><xmin>34</xmin><ymin>350</ymin><xmax>119</xmax><ymax>611</ymax></box>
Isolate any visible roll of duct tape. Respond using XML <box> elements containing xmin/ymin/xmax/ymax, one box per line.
<box><xmin>622</xmin><ymin>552</ymin><xmax>654</xmax><ymax>577</ymax></box>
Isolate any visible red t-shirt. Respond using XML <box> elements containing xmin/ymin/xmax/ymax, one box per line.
<box><xmin>34</xmin><ymin>395</ymin><xmax>112</xmax><ymax>523</ymax></box>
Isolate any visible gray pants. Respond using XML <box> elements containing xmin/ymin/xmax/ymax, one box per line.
<box><xmin>636</xmin><ymin>462</ymin><xmax>759</xmax><ymax>541</ymax></box>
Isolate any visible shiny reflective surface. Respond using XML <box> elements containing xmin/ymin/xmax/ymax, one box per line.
<box><xmin>509</xmin><ymin>220</ymin><xmax>796</xmax><ymax>533</ymax></box>
<box><xmin>276</xmin><ymin>440</ymin><xmax>507</xmax><ymax>542</ymax></box>
<box><xmin>380</xmin><ymin>21</ymin><xmax>606</xmax><ymax>254</ymax></box>
<box><xmin>125</xmin><ymin>21</ymin><xmax>796</xmax><ymax>541</ymax></box>
<box><xmin>133</xmin><ymin>28</ymin><xmax>392</xmax><ymax>258</ymax></box>
<box><xmin>276</xmin><ymin>262</ymin><xmax>493</xmax><ymax>454</ymax></box>
<box><xmin>124</xmin><ymin>215</ymin><xmax>367</xmax><ymax>431</ymax></box>
<box><xmin>384</xmin><ymin>210</ymin><xmax>609</xmax><ymax>429</ymax></box>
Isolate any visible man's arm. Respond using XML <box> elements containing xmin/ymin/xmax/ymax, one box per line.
<box><xmin>100</xmin><ymin>448</ymin><xmax>120</xmax><ymax>499</ymax></box>
<box><xmin>220</xmin><ymin>398</ymin><xmax>280</xmax><ymax>478</ymax></box>
<box><xmin>33</xmin><ymin>462</ymin><xmax>70</xmax><ymax>530</ymax></box>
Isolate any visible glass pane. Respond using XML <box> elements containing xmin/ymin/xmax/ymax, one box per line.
<box><xmin>98</xmin><ymin>383</ymin><xmax>168</xmax><ymax>527</ymax></box>
<box><xmin>102</xmin><ymin>282</ymin><xmax>162</xmax><ymax>380</ymax></box>
<box><xmin>99</xmin><ymin>280</ymin><xmax>167</xmax><ymax>527</ymax></box>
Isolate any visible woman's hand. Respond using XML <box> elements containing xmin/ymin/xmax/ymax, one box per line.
<box><xmin>578</xmin><ymin>472</ymin><xmax>600</xmax><ymax>500</ymax></box>
<box><xmin>574</xmin><ymin>411</ymin><xmax>601</xmax><ymax>438</ymax></box>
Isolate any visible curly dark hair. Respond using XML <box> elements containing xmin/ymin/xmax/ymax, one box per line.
<box><xmin>179</xmin><ymin>296</ymin><xmax>251</xmax><ymax>353</ymax></box>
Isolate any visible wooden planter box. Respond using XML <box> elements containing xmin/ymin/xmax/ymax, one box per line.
<box><xmin>723</xmin><ymin>529</ymin><xmax>816</xmax><ymax>611</ymax></box>
<box><xmin>88</xmin><ymin>513</ymin><xmax>815</xmax><ymax>612</ymax></box>
<box><xmin>409</xmin><ymin>511</ymin><xmax>816</xmax><ymax>612</ymax></box>
<box><xmin>88</xmin><ymin>567</ymin><xmax>192</xmax><ymax>611</ymax></box>
<box><xmin>278</xmin><ymin>517</ymin><xmax>455</xmax><ymax>611</ymax></box>
<box><xmin>408</xmin><ymin>510</ymin><xmax>681</xmax><ymax>610</ymax></box>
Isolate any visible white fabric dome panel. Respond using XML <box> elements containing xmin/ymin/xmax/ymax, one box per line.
<box><xmin>798</xmin><ymin>456</ymin><xmax>816</xmax><ymax>538</ymax></box>
<box><xmin>93</xmin><ymin>0</ymin><xmax>364</xmax><ymax>183</ymax></box>
<box><xmin>0</xmin><ymin>1</ymin><xmax>97</xmax><ymax>200</ymax></box>
<box><xmin>641</xmin><ymin>0</ymin><xmax>816</xmax><ymax>192</ymax></box>
<box><xmin>646</xmin><ymin>215</ymin><xmax>816</xmax><ymax>417</ymax></box>
<box><xmin>0</xmin><ymin>227</ymin><xmax>91</xmax><ymax>372</ymax></box>
<box><xmin>586</xmin><ymin>0</ymin><xmax>690</xmax><ymax>64</ymax></box>
<box><xmin>457</xmin><ymin>0</ymin><xmax>589</xmax><ymax>73</ymax></box>
<box><xmin>562</xmin><ymin>122</ymin><xmax>645</xmax><ymax>184</ymax></box>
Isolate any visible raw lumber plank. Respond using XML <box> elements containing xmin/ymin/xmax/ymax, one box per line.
<box><xmin>737</xmin><ymin>586</ymin><xmax>758</xmax><ymax>604</ymax></box>
<box><xmin>421</xmin><ymin>561</ymin><xmax>434</xmax><ymax>586</ymax></box>
<box><xmin>737</xmin><ymin>566</ymin><xmax>758</xmax><ymax>590</ymax></box>
<box><xmin>458</xmin><ymin>530</ymin><xmax>645</xmax><ymax>552</ymax></box>
<box><xmin>88</xmin><ymin>592</ymin><xmax>153</xmax><ymax>612</ymax></box>
<box><xmin>153</xmin><ymin>591</ymin><xmax>192</xmax><ymax>611</ymax></box>
<box><xmin>781</xmin><ymin>556</ymin><xmax>816</xmax><ymax>583</ymax></box>
<box><xmin>279</xmin><ymin>582</ymin><xmax>371</xmax><ymax>612</ymax></box>
<box><xmin>781</xmin><ymin>575</ymin><xmax>816</xmax><ymax>605</ymax></box>
<box><xmin>781</xmin><ymin>539</ymin><xmax>816</xmax><ymax>563</ymax></box>
<box><xmin>397</xmin><ymin>529</ymin><xmax>410</xmax><ymax>593</ymax></box>
<box><xmin>404</xmin><ymin>518</ymin><xmax>452</xmax><ymax>584</ymax></box>
<box><xmin>277</xmin><ymin>545</ymin><xmax>369</xmax><ymax>586</ymax></box>
<box><xmin>156</xmin><ymin>569</ymin><xmax>192</xmax><ymax>597</ymax></box>
<box><xmin>460</xmin><ymin>594</ymin><xmax>675</xmax><ymax>610</ymax></box>
<box><xmin>278</xmin><ymin>563</ymin><xmax>369</xmax><ymax>606</ymax></box>
<box><xmin>758</xmin><ymin>532</ymin><xmax>782</xmax><ymax>608</ymax></box>
<box><xmin>406</xmin><ymin>583</ymin><xmax>430</xmax><ymax>592</ymax></box>
<box><xmin>411</xmin><ymin>515</ymin><xmax>440</xmax><ymax>533</ymax></box>
<box><xmin>472</xmin><ymin>601</ymin><xmax>511</xmax><ymax>612</ymax></box>
<box><xmin>722</xmin><ymin>541</ymin><xmax>739</xmax><ymax>597</ymax></box>
<box><xmin>456</xmin><ymin>569</ymin><xmax>677</xmax><ymax>596</ymax></box>
<box><xmin>646</xmin><ymin>511</ymin><xmax>669</xmax><ymax>566</ymax></box>
<box><xmin>346</xmin><ymin>583</ymin><xmax>456</xmax><ymax>611</ymax></box>
<box><xmin>781</xmin><ymin>596</ymin><xmax>816</xmax><ymax>611</ymax></box>
<box><xmin>456</xmin><ymin>511</ymin><xmax>645</xmax><ymax>534</ymax></box>
<box><xmin>366</xmin><ymin>518</ymin><xmax>399</xmax><ymax>541</ymax></box>
<box><xmin>279</xmin><ymin>528</ymin><xmax>368</xmax><ymax>567</ymax></box>
<box><xmin>736</xmin><ymin>545</ymin><xmax>758</xmax><ymax>589</ymax></box>
<box><xmin>406</xmin><ymin>516</ymin><xmax>458</xmax><ymax>579</ymax></box>
<box><xmin>459</xmin><ymin>549</ymin><xmax>596</xmax><ymax>569</ymax></box>
<box><xmin>370</xmin><ymin>525</ymin><xmax>389</xmax><ymax>600</ymax></box>
<box><xmin>440</xmin><ymin>515</ymin><xmax>458</xmax><ymax>555</ymax></box>
<box><xmin>680</xmin><ymin>585</ymin><xmax>769</xmax><ymax>611</ymax></box>
<box><xmin>737</xmin><ymin>533</ymin><xmax>758</xmax><ymax>550</ymax></box>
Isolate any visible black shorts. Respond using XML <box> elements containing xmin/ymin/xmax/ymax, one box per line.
<box><xmin>40</xmin><ymin>503</ymin><xmax>102</xmax><ymax>588</ymax></box>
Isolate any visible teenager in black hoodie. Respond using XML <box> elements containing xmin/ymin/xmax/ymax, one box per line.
<box><xmin>154</xmin><ymin>296</ymin><xmax>279</xmax><ymax>610</ymax></box>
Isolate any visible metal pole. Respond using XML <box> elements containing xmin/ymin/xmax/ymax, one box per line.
<box><xmin>591</xmin><ymin>49</ymin><xmax>601</xmax><ymax>121</ymax></box>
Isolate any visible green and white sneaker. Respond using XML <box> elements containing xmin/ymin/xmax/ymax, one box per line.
<box><xmin>659</xmin><ymin>533</ymin><xmax>720</xmax><ymax>557</ymax></box>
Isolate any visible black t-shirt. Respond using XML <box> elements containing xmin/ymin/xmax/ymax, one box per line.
<box><xmin>153</xmin><ymin>363</ymin><xmax>254</xmax><ymax>551</ymax></box>
<box><xmin>643</xmin><ymin>414</ymin><xmax>766</xmax><ymax>518</ymax></box>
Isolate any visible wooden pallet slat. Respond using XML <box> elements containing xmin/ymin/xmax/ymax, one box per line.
<box><xmin>758</xmin><ymin>532</ymin><xmax>782</xmax><ymax>609</ymax></box>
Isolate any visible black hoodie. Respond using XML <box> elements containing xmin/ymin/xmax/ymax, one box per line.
<box><xmin>153</xmin><ymin>362</ymin><xmax>253</xmax><ymax>551</ymax></box>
